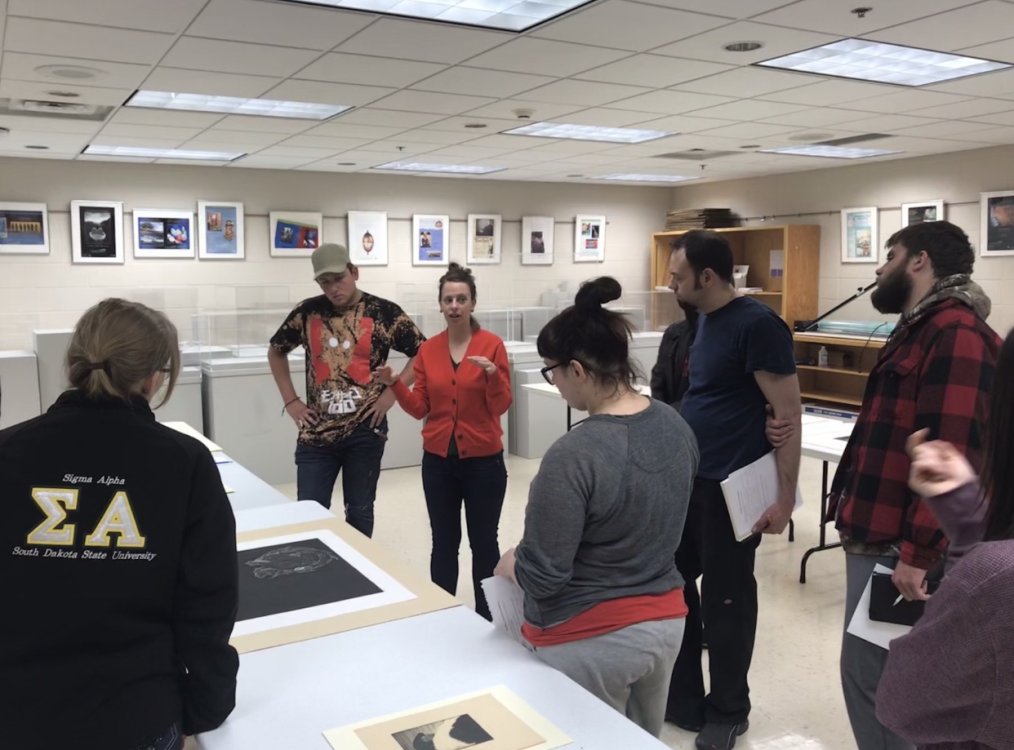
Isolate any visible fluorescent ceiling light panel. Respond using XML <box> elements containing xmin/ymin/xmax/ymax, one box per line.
<box><xmin>126</xmin><ymin>91</ymin><xmax>349</xmax><ymax>120</ymax></box>
<box><xmin>758</xmin><ymin>39</ymin><xmax>1010</xmax><ymax>86</ymax></box>
<box><xmin>760</xmin><ymin>145</ymin><xmax>899</xmax><ymax>159</ymax></box>
<box><xmin>505</xmin><ymin>122</ymin><xmax>671</xmax><ymax>143</ymax></box>
<box><xmin>596</xmin><ymin>173</ymin><xmax>699</xmax><ymax>182</ymax></box>
<box><xmin>84</xmin><ymin>145</ymin><xmax>246</xmax><ymax>161</ymax></box>
<box><xmin>372</xmin><ymin>161</ymin><xmax>505</xmax><ymax>174</ymax></box>
<box><xmin>273</xmin><ymin>0</ymin><xmax>590</xmax><ymax>31</ymax></box>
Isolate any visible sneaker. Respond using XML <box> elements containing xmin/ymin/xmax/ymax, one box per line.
<box><xmin>695</xmin><ymin>720</ymin><xmax>749</xmax><ymax>750</ymax></box>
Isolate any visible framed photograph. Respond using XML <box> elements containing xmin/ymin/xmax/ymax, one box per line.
<box><xmin>574</xmin><ymin>214</ymin><xmax>605</xmax><ymax>262</ymax></box>
<box><xmin>521</xmin><ymin>216</ymin><xmax>554</xmax><ymax>265</ymax></box>
<box><xmin>270</xmin><ymin>211</ymin><xmax>322</xmax><ymax>257</ymax></box>
<box><xmin>347</xmin><ymin>211</ymin><xmax>388</xmax><ymax>266</ymax></box>
<box><xmin>980</xmin><ymin>190</ymin><xmax>1014</xmax><ymax>256</ymax></box>
<box><xmin>0</xmin><ymin>202</ymin><xmax>49</xmax><ymax>255</ymax></box>
<box><xmin>466</xmin><ymin>213</ymin><xmax>501</xmax><ymax>265</ymax></box>
<box><xmin>900</xmin><ymin>199</ymin><xmax>944</xmax><ymax>228</ymax></box>
<box><xmin>198</xmin><ymin>201</ymin><xmax>244</xmax><ymax>260</ymax></box>
<box><xmin>412</xmin><ymin>214</ymin><xmax>449</xmax><ymax>267</ymax></box>
<box><xmin>841</xmin><ymin>206</ymin><xmax>878</xmax><ymax>264</ymax></box>
<box><xmin>132</xmin><ymin>208</ymin><xmax>194</xmax><ymax>259</ymax></box>
<box><xmin>71</xmin><ymin>200</ymin><xmax>124</xmax><ymax>264</ymax></box>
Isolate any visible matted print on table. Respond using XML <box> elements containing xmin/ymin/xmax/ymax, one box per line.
<box><xmin>521</xmin><ymin>216</ymin><xmax>554</xmax><ymax>266</ymax></box>
<box><xmin>324</xmin><ymin>686</ymin><xmax>571</xmax><ymax>750</ymax></box>
<box><xmin>0</xmin><ymin>202</ymin><xmax>49</xmax><ymax>255</ymax></box>
<box><xmin>348</xmin><ymin>211</ymin><xmax>389</xmax><ymax>266</ymax></box>
<box><xmin>198</xmin><ymin>201</ymin><xmax>245</xmax><ymax>260</ymax></box>
<box><xmin>231</xmin><ymin>517</ymin><xmax>457</xmax><ymax>653</ymax></box>
<box><xmin>270</xmin><ymin>211</ymin><xmax>322</xmax><ymax>257</ymax></box>
<box><xmin>840</xmin><ymin>206</ymin><xmax>878</xmax><ymax>264</ymax></box>
<box><xmin>133</xmin><ymin>208</ymin><xmax>194</xmax><ymax>259</ymax></box>
<box><xmin>466</xmin><ymin>213</ymin><xmax>501</xmax><ymax>265</ymax></box>
<box><xmin>71</xmin><ymin>200</ymin><xmax>124</xmax><ymax>264</ymax></box>
<box><xmin>574</xmin><ymin>215</ymin><xmax>605</xmax><ymax>262</ymax></box>
<box><xmin>412</xmin><ymin>214</ymin><xmax>449</xmax><ymax>267</ymax></box>
<box><xmin>900</xmin><ymin>200</ymin><xmax>944</xmax><ymax>228</ymax></box>
<box><xmin>980</xmin><ymin>190</ymin><xmax>1014</xmax><ymax>256</ymax></box>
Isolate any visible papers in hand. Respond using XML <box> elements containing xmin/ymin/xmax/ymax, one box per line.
<box><xmin>846</xmin><ymin>564</ymin><xmax>911</xmax><ymax>650</ymax></box>
<box><xmin>481</xmin><ymin>576</ymin><xmax>533</xmax><ymax>650</ymax></box>
<box><xmin>719</xmin><ymin>450</ymin><xmax>802</xmax><ymax>541</ymax></box>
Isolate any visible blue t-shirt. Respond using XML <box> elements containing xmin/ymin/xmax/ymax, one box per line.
<box><xmin>680</xmin><ymin>296</ymin><xmax>795</xmax><ymax>480</ymax></box>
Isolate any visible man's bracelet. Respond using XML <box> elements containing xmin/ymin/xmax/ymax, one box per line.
<box><xmin>281</xmin><ymin>396</ymin><xmax>301</xmax><ymax>415</ymax></box>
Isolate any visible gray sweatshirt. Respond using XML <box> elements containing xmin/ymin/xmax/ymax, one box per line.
<box><xmin>514</xmin><ymin>398</ymin><xmax>699</xmax><ymax>628</ymax></box>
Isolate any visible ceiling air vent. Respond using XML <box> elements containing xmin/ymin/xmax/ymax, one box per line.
<box><xmin>818</xmin><ymin>133</ymin><xmax>892</xmax><ymax>146</ymax></box>
<box><xmin>0</xmin><ymin>98</ymin><xmax>113</xmax><ymax>121</ymax></box>
<box><xmin>655</xmin><ymin>148</ymin><xmax>736</xmax><ymax>160</ymax></box>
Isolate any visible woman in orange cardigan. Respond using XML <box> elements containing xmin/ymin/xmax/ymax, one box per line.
<box><xmin>374</xmin><ymin>263</ymin><xmax>511</xmax><ymax>620</ymax></box>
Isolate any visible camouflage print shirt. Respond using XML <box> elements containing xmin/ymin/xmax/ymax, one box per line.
<box><xmin>269</xmin><ymin>292</ymin><xmax>424</xmax><ymax>446</ymax></box>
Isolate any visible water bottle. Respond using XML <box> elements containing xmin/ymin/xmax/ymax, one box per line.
<box><xmin>818</xmin><ymin>346</ymin><xmax>829</xmax><ymax>368</ymax></box>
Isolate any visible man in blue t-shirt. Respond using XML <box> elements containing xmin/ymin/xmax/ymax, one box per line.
<box><xmin>664</xmin><ymin>230</ymin><xmax>802</xmax><ymax>750</ymax></box>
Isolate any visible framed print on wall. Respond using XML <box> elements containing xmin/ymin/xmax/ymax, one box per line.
<box><xmin>71</xmin><ymin>200</ymin><xmax>124</xmax><ymax>264</ymax></box>
<box><xmin>0</xmin><ymin>202</ymin><xmax>49</xmax><ymax>255</ymax></box>
<box><xmin>412</xmin><ymin>214</ymin><xmax>449</xmax><ymax>267</ymax></box>
<box><xmin>574</xmin><ymin>214</ymin><xmax>605</xmax><ymax>262</ymax></box>
<box><xmin>980</xmin><ymin>190</ymin><xmax>1014</xmax><ymax>256</ymax></box>
<box><xmin>466</xmin><ymin>213</ymin><xmax>501</xmax><ymax>265</ymax></box>
<box><xmin>347</xmin><ymin>211</ymin><xmax>388</xmax><ymax>266</ymax></box>
<box><xmin>198</xmin><ymin>201</ymin><xmax>244</xmax><ymax>260</ymax></box>
<box><xmin>841</xmin><ymin>206</ymin><xmax>878</xmax><ymax>264</ymax></box>
<box><xmin>133</xmin><ymin>208</ymin><xmax>194</xmax><ymax>259</ymax></box>
<box><xmin>901</xmin><ymin>199</ymin><xmax>944</xmax><ymax>228</ymax></box>
<box><xmin>270</xmin><ymin>211</ymin><xmax>322</xmax><ymax>257</ymax></box>
<box><xmin>521</xmin><ymin>216</ymin><xmax>554</xmax><ymax>266</ymax></box>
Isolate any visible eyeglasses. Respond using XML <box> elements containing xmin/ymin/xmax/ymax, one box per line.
<box><xmin>540</xmin><ymin>362</ymin><xmax>565</xmax><ymax>385</ymax></box>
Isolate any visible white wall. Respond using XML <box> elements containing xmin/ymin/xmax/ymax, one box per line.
<box><xmin>0</xmin><ymin>156</ymin><xmax>673</xmax><ymax>350</ymax></box>
<box><xmin>670</xmin><ymin>144</ymin><xmax>1014</xmax><ymax>338</ymax></box>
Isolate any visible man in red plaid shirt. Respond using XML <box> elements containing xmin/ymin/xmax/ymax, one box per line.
<box><xmin>828</xmin><ymin>221</ymin><xmax>1002</xmax><ymax>750</ymax></box>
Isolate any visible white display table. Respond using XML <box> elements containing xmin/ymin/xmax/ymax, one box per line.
<box><xmin>0</xmin><ymin>350</ymin><xmax>41</xmax><ymax>429</ymax></box>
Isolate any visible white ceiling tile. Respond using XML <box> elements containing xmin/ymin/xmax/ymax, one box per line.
<box><xmin>263</xmin><ymin>79</ymin><xmax>394</xmax><ymax>107</ymax></box>
<box><xmin>184</xmin><ymin>131</ymin><xmax>290</xmax><ymax>147</ymax></box>
<box><xmin>520</xmin><ymin>139</ymin><xmax>622</xmax><ymax>157</ymax></box>
<box><xmin>0</xmin><ymin>129</ymin><xmax>89</xmax><ymax>151</ymax></box>
<box><xmin>758</xmin><ymin>107</ymin><xmax>878</xmax><ymax>128</ymax></box>
<box><xmin>189</xmin><ymin>0</ymin><xmax>374</xmax><ymax>51</ymax></box>
<box><xmin>631</xmin><ymin>113</ymin><xmax>749</xmax><ymax>132</ymax></box>
<box><xmin>889</xmin><ymin>120</ymin><xmax>1002</xmax><ymax>139</ymax></box>
<box><xmin>654</xmin><ymin>22</ymin><xmax>838</xmax><ymax>65</ymax></box>
<box><xmin>411</xmin><ymin>67</ymin><xmax>553</xmax><ymax>98</ymax></box>
<box><xmin>211</xmin><ymin>115</ymin><xmax>317</xmax><ymax>134</ymax></box>
<box><xmin>274</xmin><ymin>134</ymin><xmax>373</xmax><ymax>150</ymax></box>
<box><xmin>865</xmin><ymin>1</ymin><xmax>1014</xmax><ymax>52</ymax></box>
<box><xmin>335</xmin><ymin>18</ymin><xmax>509</xmax><ymax>64</ymax></box>
<box><xmin>4</xmin><ymin>17</ymin><xmax>173</xmax><ymax>65</ymax></box>
<box><xmin>944</xmin><ymin>125</ymin><xmax>1014</xmax><ymax>143</ymax></box>
<box><xmin>837</xmin><ymin>90</ymin><xmax>971</xmax><ymax>114</ymax></box>
<box><xmin>551</xmin><ymin>107</ymin><xmax>673</xmax><ymax>127</ymax></box>
<box><xmin>695</xmin><ymin>121</ymin><xmax>796</xmax><ymax>139</ymax></box>
<box><xmin>462</xmin><ymin>98</ymin><xmax>584</xmax><ymax>121</ymax></box>
<box><xmin>958</xmin><ymin>37</ymin><xmax>1014</xmax><ymax>64</ymax></box>
<box><xmin>162</xmin><ymin>37</ymin><xmax>319</xmax><ymax>77</ymax></box>
<box><xmin>574</xmin><ymin>55</ymin><xmax>734</xmax><ymax>88</ymax></box>
<box><xmin>829</xmin><ymin>113</ymin><xmax>940</xmax><ymax>132</ymax></box>
<box><xmin>754</xmin><ymin>0</ymin><xmax>979</xmax><ymax>36</ymax></box>
<box><xmin>0</xmin><ymin>78</ymin><xmax>130</xmax><ymax>105</ymax></box>
<box><xmin>368</xmin><ymin>89</ymin><xmax>495</xmax><ymax>115</ymax></box>
<box><xmin>968</xmin><ymin>109</ymin><xmax>1014</xmax><ymax>126</ymax></box>
<box><xmin>911</xmin><ymin>99</ymin><xmax>1014</xmax><ymax>119</ymax></box>
<box><xmin>399</xmin><ymin>127</ymin><xmax>494</xmax><ymax>144</ymax></box>
<box><xmin>251</xmin><ymin>145</ymin><xmax>343</xmax><ymax>159</ymax></box>
<box><xmin>0</xmin><ymin>113</ymin><xmax>101</xmax><ymax>134</ymax></box>
<box><xmin>926</xmin><ymin>67</ymin><xmax>1014</xmax><ymax>98</ymax></box>
<box><xmin>98</xmin><ymin>123</ymin><xmax>206</xmax><ymax>140</ymax></box>
<box><xmin>519</xmin><ymin>79</ymin><xmax>651</xmax><ymax>106</ymax></box>
<box><xmin>619</xmin><ymin>0</ymin><xmax>786</xmax><ymax>18</ymax></box>
<box><xmin>465</xmin><ymin>38</ymin><xmax>627</xmax><ymax>76</ymax></box>
<box><xmin>7</xmin><ymin>0</ymin><xmax>206</xmax><ymax>33</ymax></box>
<box><xmin>674</xmin><ymin>67</ymin><xmax>816</xmax><ymax>97</ymax></box>
<box><xmin>347</xmin><ymin>140</ymin><xmax>439</xmax><ymax>157</ymax></box>
<box><xmin>421</xmin><ymin>115</ymin><xmax>517</xmax><ymax>132</ymax></box>
<box><xmin>296</xmin><ymin>160</ymin><xmax>365</xmax><ymax>172</ymax></box>
<box><xmin>229</xmin><ymin>155</ymin><xmax>313</xmax><ymax>168</ymax></box>
<box><xmin>532</xmin><ymin>1</ymin><xmax>727</xmax><ymax>52</ymax></box>
<box><xmin>303</xmin><ymin>121</ymin><xmax>406</xmax><ymax>138</ymax></box>
<box><xmin>140</xmin><ymin>68</ymin><xmax>279</xmax><ymax>98</ymax></box>
<box><xmin>109</xmin><ymin>108</ymin><xmax>225</xmax><ymax>128</ymax></box>
<box><xmin>330</xmin><ymin>108</ymin><xmax>447</xmax><ymax>128</ymax></box>
<box><xmin>90</xmin><ymin>135</ymin><xmax>193</xmax><ymax>149</ymax></box>
<box><xmin>1</xmin><ymin>51</ymin><xmax>150</xmax><ymax>89</ymax></box>
<box><xmin>77</xmin><ymin>154</ymin><xmax>155</xmax><ymax>164</ymax></box>
<box><xmin>604</xmin><ymin>90</ymin><xmax>735</xmax><ymax>115</ymax></box>
<box><xmin>688</xmin><ymin>99</ymin><xmax>808</xmax><ymax>121</ymax></box>
<box><xmin>421</xmin><ymin>144</ymin><xmax>516</xmax><ymax>159</ymax></box>
<box><xmin>296</xmin><ymin>53</ymin><xmax>446</xmax><ymax>87</ymax></box>
<box><xmin>755</xmin><ymin>79</ymin><xmax>898</xmax><ymax>106</ymax></box>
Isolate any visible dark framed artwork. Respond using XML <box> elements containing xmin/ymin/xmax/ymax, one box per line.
<box><xmin>71</xmin><ymin>200</ymin><xmax>124</xmax><ymax>264</ymax></box>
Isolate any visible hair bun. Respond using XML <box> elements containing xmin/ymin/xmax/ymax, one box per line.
<box><xmin>575</xmin><ymin>276</ymin><xmax>621</xmax><ymax>310</ymax></box>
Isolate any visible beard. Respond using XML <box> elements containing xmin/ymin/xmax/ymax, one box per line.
<box><xmin>870</xmin><ymin>266</ymin><xmax>912</xmax><ymax>314</ymax></box>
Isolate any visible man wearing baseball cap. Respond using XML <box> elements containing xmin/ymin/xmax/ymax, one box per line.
<box><xmin>268</xmin><ymin>243</ymin><xmax>424</xmax><ymax>537</ymax></box>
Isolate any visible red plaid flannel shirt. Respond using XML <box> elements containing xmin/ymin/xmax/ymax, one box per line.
<box><xmin>828</xmin><ymin>299</ymin><xmax>1000</xmax><ymax>568</ymax></box>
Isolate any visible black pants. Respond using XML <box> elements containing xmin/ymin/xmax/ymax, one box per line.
<box><xmin>421</xmin><ymin>451</ymin><xmax>507</xmax><ymax>621</ymax></box>
<box><xmin>667</xmin><ymin>477</ymin><xmax>761</xmax><ymax>726</ymax></box>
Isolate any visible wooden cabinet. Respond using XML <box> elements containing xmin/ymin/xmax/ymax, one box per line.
<box><xmin>792</xmin><ymin>332</ymin><xmax>884</xmax><ymax>408</ymax></box>
<box><xmin>650</xmin><ymin>224</ymin><xmax>820</xmax><ymax>329</ymax></box>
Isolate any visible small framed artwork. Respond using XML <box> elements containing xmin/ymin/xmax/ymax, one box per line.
<box><xmin>980</xmin><ymin>190</ymin><xmax>1014</xmax><ymax>256</ymax></box>
<box><xmin>71</xmin><ymin>200</ymin><xmax>124</xmax><ymax>264</ymax></box>
<box><xmin>521</xmin><ymin>216</ymin><xmax>554</xmax><ymax>265</ymax></box>
<box><xmin>412</xmin><ymin>214</ymin><xmax>449</xmax><ymax>267</ymax></box>
<box><xmin>841</xmin><ymin>206</ymin><xmax>878</xmax><ymax>264</ymax></box>
<box><xmin>466</xmin><ymin>213</ymin><xmax>501</xmax><ymax>265</ymax></box>
<box><xmin>347</xmin><ymin>211</ymin><xmax>388</xmax><ymax>266</ymax></box>
<box><xmin>198</xmin><ymin>201</ymin><xmax>245</xmax><ymax>260</ymax></box>
<box><xmin>132</xmin><ymin>208</ymin><xmax>195</xmax><ymax>259</ymax></box>
<box><xmin>574</xmin><ymin>214</ymin><xmax>605</xmax><ymax>262</ymax></box>
<box><xmin>270</xmin><ymin>211</ymin><xmax>322</xmax><ymax>257</ymax></box>
<box><xmin>900</xmin><ymin>200</ymin><xmax>944</xmax><ymax>228</ymax></box>
<box><xmin>0</xmin><ymin>202</ymin><xmax>49</xmax><ymax>255</ymax></box>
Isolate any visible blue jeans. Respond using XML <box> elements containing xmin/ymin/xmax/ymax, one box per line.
<box><xmin>421</xmin><ymin>450</ymin><xmax>507</xmax><ymax>620</ymax></box>
<box><xmin>295</xmin><ymin>419</ymin><xmax>387</xmax><ymax>537</ymax></box>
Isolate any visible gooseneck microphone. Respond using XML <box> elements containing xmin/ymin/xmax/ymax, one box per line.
<box><xmin>794</xmin><ymin>280</ymin><xmax>878</xmax><ymax>332</ymax></box>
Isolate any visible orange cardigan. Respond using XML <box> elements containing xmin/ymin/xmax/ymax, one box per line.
<box><xmin>390</xmin><ymin>328</ymin><xmax>512</xmax><ymax>458</ymax></box>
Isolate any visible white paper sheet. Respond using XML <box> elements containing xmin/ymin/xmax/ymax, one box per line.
<box><xmin>719</xmin><ymin>450</ymin><xmax>803</xmax><ymax>541</ymax></box>
<box><xmin>481</xmin><ymin>576</ymin><xmax>531</xmax><ymax>650</ymax></box>
<box><xmin>162</xmin><ymin>420</ymin><xmax>223</xmax><ymax>453</ymax></box>
<box><xmin>845</xmin><ymin>564</ymin><xmax>912</xmax><ymax>650</ymax></box>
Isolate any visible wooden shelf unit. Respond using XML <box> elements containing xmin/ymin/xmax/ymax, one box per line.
<box><xmin>793</xmin><ymin>332</ymin><xmax>886</xmax><ymax>408</ymax></box>
<box><xmin>650</xmin><ymin>224</ymin><xmax>820</xmax><ymax>329</ymax></box>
